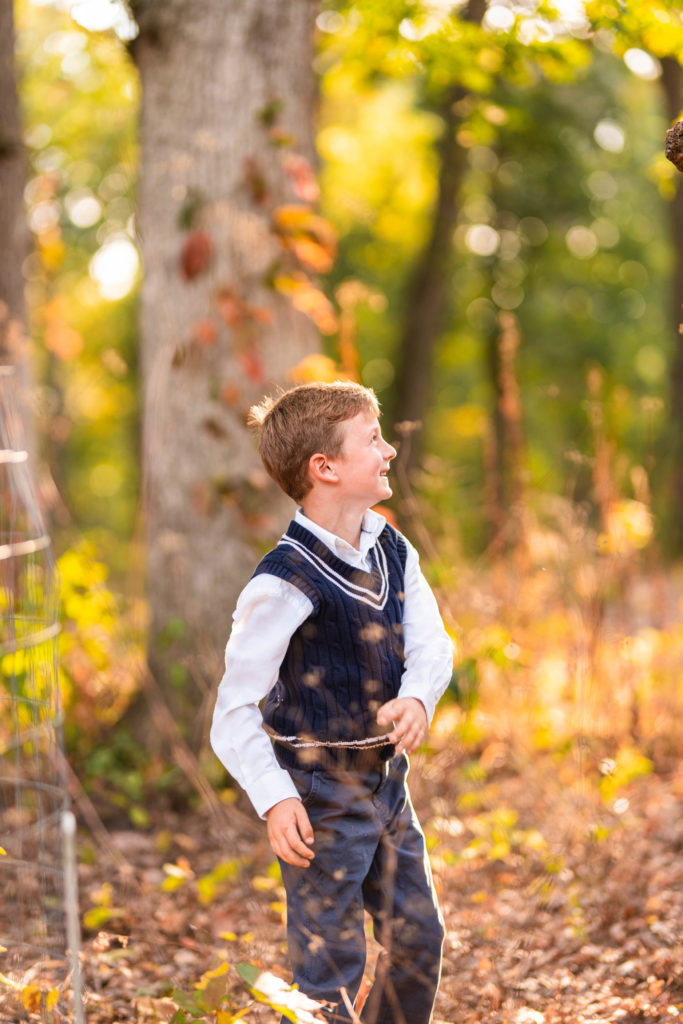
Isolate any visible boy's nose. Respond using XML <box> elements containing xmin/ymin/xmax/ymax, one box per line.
<box><xmin>384</xmin><ymin>440</ymin><xmax>397</xmax><ymax>461</ymax></box>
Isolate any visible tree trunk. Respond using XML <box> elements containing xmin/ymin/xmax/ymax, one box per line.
<box><xmin>660</xmin><ymin>57</ymin><xmax>683</xmax><ymax>550</ymax></box>
<box><xmin>131</xmin><ymin>0</ymin><xmax>319</xmax><ymax>744</ymax></box>
<box><xmin>391</xmin><ymin>0</ymin><xmax>486</xmax><ymax>477</ymax></box>
<box><xmin>0</xmin><ymin>0</ymin><xmax>32</xmax><ymax>447</ymax></box>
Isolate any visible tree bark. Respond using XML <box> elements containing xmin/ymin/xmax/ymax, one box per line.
<box><xmin>660</xmin><ymin>58</ymin><xmax>683</xmax><ymax>550</ymax></box>
<box><xmin>391</xmin><ymin>0</ymin><xmax>486</xmax><ymax>477</ymax></box>
<box><xmin>131</xmin><ymin>0</ymin><xmax>319</xmax><ymax>743</ymax></box>
<box><xmin>0</xmin><ymin>0</ymin><xmax>32</xmax><ymax>447</ymax></box>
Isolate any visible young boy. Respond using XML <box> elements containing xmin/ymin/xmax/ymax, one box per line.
<box><xmin>210</xmin><ymin>381</ymin><xmax>453</xmax><ymax>1023</ymax></box>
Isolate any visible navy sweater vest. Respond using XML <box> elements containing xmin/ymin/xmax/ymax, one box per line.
<box><xmin>254</xmin><ymin>519</ymin><xmax>407</xmax><ymax>748</ymax></box>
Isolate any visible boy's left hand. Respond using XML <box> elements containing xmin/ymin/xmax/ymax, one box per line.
<box><xmin>376</xmin><ymin>697</ymin><xmax>428</xmax><ymax>755</ymax></box>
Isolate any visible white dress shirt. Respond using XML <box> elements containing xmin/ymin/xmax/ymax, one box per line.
<box><xmin>210</xmin><ymin>508</ymin><xmax>454</xmax><ymax>818</ymax></box>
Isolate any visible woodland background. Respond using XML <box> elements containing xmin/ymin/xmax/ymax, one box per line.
<box><xmin>1</xmin><ymin>0</ymin><xmax>683</xmax><ymax>1021</ymax></box>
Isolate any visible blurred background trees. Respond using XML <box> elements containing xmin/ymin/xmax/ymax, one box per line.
<box><xmin>4</xmin><ymin>0</ymin><xmax>683</xmax><ymax>775</ymax></box>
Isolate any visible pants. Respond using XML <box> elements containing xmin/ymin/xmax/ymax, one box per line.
<box><xmin>278</xmin><ymin>754</ymin><xmax>444</xmax><ymax>1024</ymax></box>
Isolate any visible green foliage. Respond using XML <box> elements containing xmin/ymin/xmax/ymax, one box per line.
<box><xmin>317</xmin><ymin>0</ymin><xmax>682</xmax><ymax>548</ymax></box>
<box><xmin>14</xmin><ymin>0</ymin><xmax>683</xmax><ymax>570</ymax></box>
<box><xmin>447</xmin><ymin>658</ymin><xmax>479</xmax><ymax>709</ymax></box>
<box><xmin>16</xmin><ymin>0</ymin><xmax>140</xmax><ymax>564</ymax></box>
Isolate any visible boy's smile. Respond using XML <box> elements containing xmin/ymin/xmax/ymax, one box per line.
<box><xmin>331</xmin><ymin>411</ymin><xmax>397</xmax><ymax>507</ymax></box>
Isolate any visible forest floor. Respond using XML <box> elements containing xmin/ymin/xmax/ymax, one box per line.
<box><xmin>49</xmin><ymin>738</ymin><xmax>683</xmax><ymax>1024</ymax></box>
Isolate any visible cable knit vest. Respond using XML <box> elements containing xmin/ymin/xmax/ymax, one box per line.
<box><xmin>254</xmin><ymin>519</ymin><xmax>407</xmax><ymax>753</ymax></box>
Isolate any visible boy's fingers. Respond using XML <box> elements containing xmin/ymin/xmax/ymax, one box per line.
<box><xmin>293</xmin><ymin>804</ymin><xmax>315</xmax><ymax>844</ymax></box>
<box><xmin>270</xmin><ymin>824</ymin><xmax>314</xmax><ymax>867</ymax></box>
<box><xmin>279</xmin><ymin>843</ymin><xmax>312</xmax><ymax>868</ymax></box>
<box><xmin>285</xmin><ymin>822</ymin><xmax>315</xmax><ymax>858</ymax></box>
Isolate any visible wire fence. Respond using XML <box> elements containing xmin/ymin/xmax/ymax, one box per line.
<box><xmin>0</xmin><ymin>365</ymin><xmax>76</xmax><ymax>1015</ymax></box>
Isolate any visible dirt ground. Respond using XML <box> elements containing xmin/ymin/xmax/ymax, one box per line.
<box><xmin>53</xmin><ymin>741</ymin><xmax>683</xmax><ymax>1024</ymax></box>
<box><xmin>2</xmin><ymin>739</ymin><xmax>682</xmax><ymax>1023</ymax></box>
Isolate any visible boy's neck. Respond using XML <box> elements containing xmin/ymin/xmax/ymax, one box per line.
<box><xmin>299</xmin><ymin>499</ymin><xmax>367</xmax><ymax>550</ymax></box>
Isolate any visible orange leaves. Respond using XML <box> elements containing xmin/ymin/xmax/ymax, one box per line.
<box><xmin>270</xmin><ymin>202</ymin><xmax>339</xmax><ymax>335</ymax></box>
<box><xmin>273</xmin><ymin>204</ymin><xmax>337</xmax><ymax>273</ymax></box>
<box><xmin>44</xmin><ymin>295</ymin><xmax>83</xmax><ymax>360</ymax></box>
<box><xmin>239</xmin><ymin>347</ymin><xmax>265</xmax><ymax>383</ymax></box>
<box><xmin>216</xmin><ymin>288</ymin><xmax>272</xmax><ymax>330</ymax></box>
<box><xmin>287</xmin><ymin>353</ymin><xmax>339</xmax><ymax>384</ymax></box>
<box><xmin>191</xmin><ymin>319</ymin><xmax>217</xmax><ymax>347</ymax></box>
<box><xmin>274</xmin><ymin>273</ymin><xmax>338</xmax><ymax>335</ymax></box>
<box><xmin>180</xmin><ymin>229</ymin><xmax>214</xmax><ymax>280</ymax></box>
<box><xmin>214</xmin><ymin>289</ymin><xmax>268</xmax><ymax>382</ymax></box>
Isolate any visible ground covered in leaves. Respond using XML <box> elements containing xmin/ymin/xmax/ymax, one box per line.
<box><xmin>5</xmin><ymin>740</ymin><xmax>683</xmax><ymax>1024</ymax></box>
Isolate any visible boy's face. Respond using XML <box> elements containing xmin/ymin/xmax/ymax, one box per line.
<box><xmin>329</xmin><ymin>410</ymin><xmax>396</xmax><ymax>507</ymax></box>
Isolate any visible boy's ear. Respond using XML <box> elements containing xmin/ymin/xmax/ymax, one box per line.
<box><xmin>308</xmin><ymin>452</ymin><xmax>338</xmax><ymax>484</ymax></box>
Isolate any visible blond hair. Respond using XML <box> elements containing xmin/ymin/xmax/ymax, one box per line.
<box><xmin>248</xmin><ymin>381</ymin><xmax>380</xmax><ymax>501</ymax></box>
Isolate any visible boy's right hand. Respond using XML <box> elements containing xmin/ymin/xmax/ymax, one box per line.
<box><xmin>266</xmin><ymin>798</ymin><xmax>315</xmax><ymax>868</ymax></box>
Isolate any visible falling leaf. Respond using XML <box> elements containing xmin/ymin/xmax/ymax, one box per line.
<box><xmin>180</xmin><ymin>230</ymin><xmax>214</xmax><ymax>280</ymax></box>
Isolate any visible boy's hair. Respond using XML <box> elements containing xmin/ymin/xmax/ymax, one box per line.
<box><xmin>248</xmin><ymin>380</ymin><xmax>380</xmax><ymax>501</ymax></box>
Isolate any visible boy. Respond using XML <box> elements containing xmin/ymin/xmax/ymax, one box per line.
<box><xmin>210</xmin><ymin>381</ymin><xmax>453</xmax><ymax>1023</ymax></box>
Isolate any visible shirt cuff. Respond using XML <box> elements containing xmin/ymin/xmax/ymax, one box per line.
<box><xmin>247</xmin><ymin>765</ymin><xmax>301</xmax><ymax>820</ymax></box>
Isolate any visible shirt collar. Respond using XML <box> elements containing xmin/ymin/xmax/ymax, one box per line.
<box><xmin>294</xmin><ymin>507</ymin><xmax>386</xmax><ymax>560</ymax></box>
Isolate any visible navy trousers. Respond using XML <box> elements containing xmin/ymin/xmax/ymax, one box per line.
<box><xmin>278</xmin><ymin>754</ymin><xmax>444</xmax><ymax>1024</ymax></box>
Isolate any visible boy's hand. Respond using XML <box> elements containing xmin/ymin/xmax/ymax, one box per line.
<box><xmin>376</xmin><ymin>697</ymin><xmax>428</xmax><ymax>755</ymax></box>
<box><xmin>266</xmin><ymin>798</ymin><xmax>315</xmax><ymax>868</ymax></box>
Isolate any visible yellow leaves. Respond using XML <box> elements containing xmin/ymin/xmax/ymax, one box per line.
<box><xmin>251</xmin><ymin>874</ymin><xmax>279</xmax><ymax>892</ymax></box>
<box><xmin>641</xmin><ymin>19</ymin><xmax>683</xmax><ymax>58</ymax></box>
<box><xmin>598</xmin><ymin>499</ymin><xmax>653</xmax><ymax>555</ymax></box>
<box><xmin>599</xmin><ymin>746</ymin><xmax>653</xmax><ymax>803</ymax></box>
<box><xmin>37</xmin><ymin>229</ymin><xmax>66</xmax><ymax>271</ymax></box>
<box><xmin>196</xmin><ymin>859</ymin><xmax>242</xmax><ymax>906</ymax></box>
<box><xmin>161</xmin><ymin>858</ymin><xmax>195</xmax><ymax>893</ymax></box>
<box><xmin>21</xmin><ymin>985</ymin><xmax>59</xmax><ymax>1014</ymax></box>
<box><xmin>197</xmin><ymin>962</ymin><xmax>230</xmax><ymax>1011</ymax></box>
<box><xmin>286</xmin><ymin>353</ymin><xmax>339</xmax><ymax>384</ymax></box>
<box><xmin>441</xmin><ymin>404</ymin><xmax>487</xmax><ymax>440</ymax></box>
<box><xmin>83</xmin><ymin>880</ymin><xmax>128</xmax><ymax>930</ymax></box>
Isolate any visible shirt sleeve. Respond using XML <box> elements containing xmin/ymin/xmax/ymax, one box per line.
<box><xmin>397</xmin><ymin>537</ymin><xmax>454</xmax><ymax>723</ymax></box>
<box><xmin>209</xmin><ymin>574</ymin><xmax>313</xmax><ymax>819</ymax></box>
